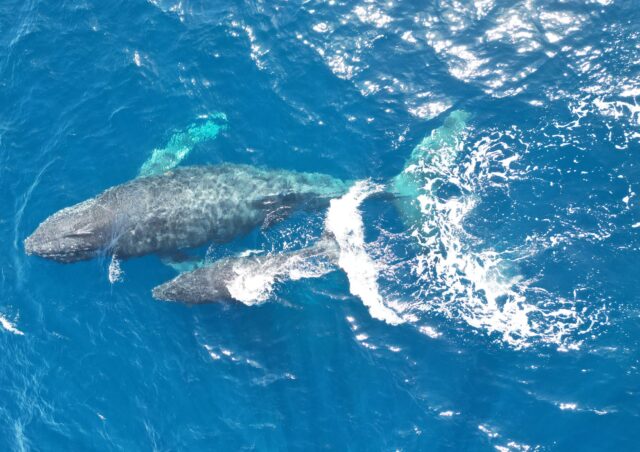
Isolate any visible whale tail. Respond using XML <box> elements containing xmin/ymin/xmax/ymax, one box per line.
<box><xmin>389</xmin><ymin>109</ymin><xmax>470</xmax><ymax>227</ymax></box>
<box><xmin>138</xmin><ymin>113</ymin><xmax>227</xmax><ymax>178</ymax></box>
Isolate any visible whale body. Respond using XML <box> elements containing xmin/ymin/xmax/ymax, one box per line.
<box><xmin>25</xmin><ymin>164</ymin><xmax>348</xmax><ymax>263</ymax></box>
<box><xmin>152</xmin><ymin>236</ymin><xmax>339</xmax><ymax>303</ymax></box>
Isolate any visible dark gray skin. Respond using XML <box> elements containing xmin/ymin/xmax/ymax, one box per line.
<box><xmin>153</xmin><ymin>236</ymin><xmax>339</xmax><ymax>303</ymax></box>
<box><xmin>24</xmin><ymin>164</ymin><xmax>348</xmax><ymax>263</ymax></box>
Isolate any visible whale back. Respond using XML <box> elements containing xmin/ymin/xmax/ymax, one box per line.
<box><xmin>105</xmin><ymin>164</ymin><xmax>347</xmax><ymax>258</ymax></box>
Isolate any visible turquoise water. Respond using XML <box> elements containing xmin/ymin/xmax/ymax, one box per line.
<box><xmin>2</xmin><ymin>0</ymin><xmax>639</xmax><ymax>450</ymax></box>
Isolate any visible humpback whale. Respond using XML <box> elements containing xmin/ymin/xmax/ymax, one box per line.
<box><xmin>25</xmin><ymin>109</ymin><xmax>469</xmax><ymax>309</ymax></box>
<box><xmin>152</xmin><ymin>110</ymin><xmax>470</xmax><ymax>304</ymax></box>
<box><xmin>24</xmin><ymin>164</ymin><xmax>348</xmax><ymax>263</ymax></box>
<box><xmin>153</xmin><ymin>236</ymin><xmax>339</xmax><ymax>303</ymax></box>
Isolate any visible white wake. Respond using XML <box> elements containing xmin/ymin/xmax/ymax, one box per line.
<box><xmin>399</xmin><ymin>127</ymin><xmax>601</xmax><ymax>349</ymax></box>
<box><xmin>216</xmin><ymin>180</ymin><xmax>404</xmax><ymax>326</ymax></box>
<box><xmin>325</xmin><ymin>181</ymin><xmax>403</xmax><ymax>325</ymax></box>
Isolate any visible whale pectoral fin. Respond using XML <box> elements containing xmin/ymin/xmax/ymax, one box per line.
<box><xmin>162</xmin><ymin>259</ymin><xmax>207</xmax><ymax>273</ymax></box>
<box><xmin>261</xmin><ymin>205</ymin><xmax>294</xmax><ymax>229</ymax></box>
<box><xmin>159</xmin><ymin>251</ymin><xmax>207</xmax><ymax>272</ymax></box>
<box><xmin>158</xmin><ymin>250</ymin><xmax>193</xmax><ymax>263</ymax></box>
<box><xmin>253</xmin><ymin>193</ymin><xmax>301</xmax><ymax>229</ymax></box>
<box><xmin>253</xmin><ymin>193</ymin><xmax>301</xmax><ymax>210</ymax></box>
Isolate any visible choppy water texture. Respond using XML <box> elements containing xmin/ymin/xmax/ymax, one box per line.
<box><xmin>1</xmin><ymin>0</ymin><xmax>639</xmax><ymax>450</ymax></box>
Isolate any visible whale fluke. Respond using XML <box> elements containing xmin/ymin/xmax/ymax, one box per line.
<box><xmin>390</xmin><ymin>109</ymin><xmax>470</xmax><ymax>226</ymax></box>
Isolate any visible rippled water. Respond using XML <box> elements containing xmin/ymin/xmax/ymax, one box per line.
<box><xmin>1</xmin><ymin>0</ymin><xmax>639</xmax><ymax>450</ymax></box>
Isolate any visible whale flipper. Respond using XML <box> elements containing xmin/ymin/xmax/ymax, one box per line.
<box><xmin>138</xmin><ymin>113</ymin><xmax>227</xmax><ymax>178</ymax></box>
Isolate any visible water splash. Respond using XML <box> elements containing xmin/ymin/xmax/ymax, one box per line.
<box><xmin>108</xmin><ymin>256</ymin><xmax>124</xmax><ymax>284</ymax></box>
<box><xmin>326</xmin><ymin>180</ymin><xmax>403</xmax><ymax>325</ymax></box>
<box><xmin>390</xmin><ymin>115</ymin><xmax>601</xmax><ymax>349</ymax></box>
<box><xmin>225</xmin><ymin>243</ymin><xmax>336</xmax><ymax>305</ymax></box>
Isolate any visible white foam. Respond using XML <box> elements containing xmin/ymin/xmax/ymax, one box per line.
<box><xmin>227</xmin><ymin>266</ymin><xmax>278</xmax><ymax>305</ymax></box>
<box><xmin>395</xmin><ymin>126</ymin><xmax>600</xmax><ymax>349</ymax></box>
<box><xmin>203</xmin><ymin>344</ymin><xmax>221</xmax><ymax>360</ymax></box>
<box><xmin>325</xmin><ymin>181</ymin><xmax>403</xmax><ymax>325</ymax></box>
<box><xmin>224</xmin><ymin>185</ymin><xmax>406</xmax><ymax>313</ymax></box>
<box><xmin>0</xmin><ymin>313</ymin><xmax>24</xmax><ymax>336</ymax></box>
<box><xmin>558</xmin><ymin>402</ymin><xmax>578</xmax><ymax>411</ymax></box>
<box><xmin>419</xmin><ymin>325</ymin><xmax>442</xmax><ymax>339</ymax></box>
<box><xmin>226</xmin><ymin>248</ymin><xmax>334</xmax><ymax>305</ymax></box>
<box><xmin>108</xmin><ymin>256</ymin><xmax>124</xmax><ymax>283</ymax></box>
<box><xmin>312</xmin><ymin>22</ymin><xmax>330</xmax><ymax>33</ymax></box>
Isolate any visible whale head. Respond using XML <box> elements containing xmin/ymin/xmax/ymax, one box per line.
<box><xmin>152</xmin><ymin>265</ymin><xmax>232</xmax><ymax>304</ymax></box>
<box><xmin>25</xmin><ymin>198</ymin><xmax>114</xmax><ymax>263</ymax></box>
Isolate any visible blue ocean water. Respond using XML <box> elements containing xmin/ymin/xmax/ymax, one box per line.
<box><xmin>1</xmin><ymin>0</ymin><xmax>639</xmax><ymax>449</ymax></box>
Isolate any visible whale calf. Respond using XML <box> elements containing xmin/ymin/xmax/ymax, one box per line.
<box><xmin>153</xmin><ymin>236</ymin><xmax>339</xmax><ymax>303</ymax></box>
<box><xmin>25</xmin><ymin>164</ymin><xmax>348</xmax><ymax>263</ymax></box>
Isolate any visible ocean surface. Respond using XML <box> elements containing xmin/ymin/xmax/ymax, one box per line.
<box><xmin>1</xmin><ymin>0</ymin><xmax>639</xmax><ymax>450</ymax></box>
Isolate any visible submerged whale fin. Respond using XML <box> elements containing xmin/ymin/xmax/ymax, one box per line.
<box><xmin>261</xmin><ymin>205</ymin><xmax>294</xmax><ymax>229</ymax></box>
<box><xmin>138</xmin><ymin>113</ymin><xmax>227</xmax><ymax>178</ymax></box>
<box><xmin>158</xmin><ymin>249</ymin><xmax>208</xmax><ymax>273</ymax></box>
<box><xmin>389</xmin><ymin>109</ymin><xmax>470</xmax><ymax>227</ymax></box>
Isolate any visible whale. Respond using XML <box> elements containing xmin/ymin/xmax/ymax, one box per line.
<box><xmin>152</xmin><ymin>235</ymin><xmax>339</xmax><ymax>303</ymax></box>
<box><xmin>151</xmin><ymin>110</ymin><xmax>470</xmax><ymax>304</ymax></box>
<box><xmin>25</xmin><ymin>109</ymin><xmax>469</xmax><ymax>307</ymax></box>
<box><xmin>24</xmin><ymin>164</ymin><xmax>349</xmax><ymax>263</ymax></box>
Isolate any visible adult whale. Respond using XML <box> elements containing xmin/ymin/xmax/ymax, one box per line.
<box><xmin>152</xmin><ymin>110</ymin><xmax>470</xmax><ymax>304</ymax></box>
<box><xmin>24</xmin><ymin>164</ymin><xmax>348</xmax><ymax>263</ymax></box>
